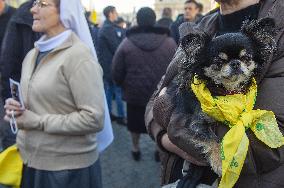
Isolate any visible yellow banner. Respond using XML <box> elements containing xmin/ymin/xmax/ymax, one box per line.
<box><xmin>0</xmin><ymin>145</ymin><xmax>23</xmax><ymax>188</ymax></box>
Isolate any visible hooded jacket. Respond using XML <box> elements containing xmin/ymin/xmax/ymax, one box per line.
<box><xmin>112</xmin><ymin>26</ymin><xmax>177</xmax><ymax>106</ymax></box>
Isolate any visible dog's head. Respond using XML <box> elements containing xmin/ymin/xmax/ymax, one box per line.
<box><xmin>203</xmin><ymin>33</ymin><xmax>256</xmax><ymax>91</ymax></box>
<box><xmin>178</xmin><ymin>17</ymin><xmax>277</xmax><ymax>93</ymax></box>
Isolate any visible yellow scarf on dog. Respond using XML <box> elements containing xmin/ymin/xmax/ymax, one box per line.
<box><xmin>191</xmin><ymin>77</ymin><xmax>284</xmax><ymax>188</ymax></box>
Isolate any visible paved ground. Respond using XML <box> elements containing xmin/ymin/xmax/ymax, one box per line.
<box><xmin>101</xmin><ymin>121</ymin><xmax>161</xmax><ymax>188</ymax></box>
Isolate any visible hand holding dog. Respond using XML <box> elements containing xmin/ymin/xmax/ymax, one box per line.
<box><xmin>161</xmin><ymin>133</ymin><xmax>207</xmax><ymax>166</ymax></box>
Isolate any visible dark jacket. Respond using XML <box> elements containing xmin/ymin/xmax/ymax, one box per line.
<box><xmin>170</xmin><ymin>15</ymin><xmax>186</xmax><ymax>44</ymax></box>
<box><xmin>145</xmin><ymin>0</ymin><xmax>284</xmax><ymax>187</ymax></box>
<box><xmin>87</xmin><ymin>21</ymin><xmax>99</xmax><ymax>52</ymax></box>
<box><xmin>112</xmin><ymin>26</ymin><xmax>177</xmax><ymax>106</ymax></box>
<box><xmin>156</xmin><ymin>17</ymin><xmax>173</xmax><ymax>29</ymax></box>
<box><xmin>97</xmin><ymin>19</ymin><xmax>124</xmax><ymax>82</ymax></box>
<box><xmin>170</xmin><ymin>15</ymin><xmax>203</xmax><ymax>44</ymax></box>
<box><xmin>0</xmin><ymin>1</ymin><xmax>40</xmax><ymax>102</ymax></box>
<box><xmin>0</xmin><ymin>4</ymin><xmax>16</xmax><ymax>49</ymax></box>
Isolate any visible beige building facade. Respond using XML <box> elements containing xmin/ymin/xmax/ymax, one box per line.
<box><xmin>6</xmin><ymin>0</ymin><xmax>26</xmax><ymax>8</ymax></box>
<box><xmin>154</xmin><ymin>0</ymin><xmax>216</xmax><ymax>19</ymax></box>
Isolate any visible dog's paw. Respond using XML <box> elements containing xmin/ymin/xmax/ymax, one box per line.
<box><xmin>207</xmin><ymin>141</ymin><xmax>222</xmax><ymax>176</ymax></box>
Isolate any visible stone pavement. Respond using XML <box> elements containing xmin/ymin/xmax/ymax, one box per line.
<box><xmin>100</xmin><ymin>122</ymin><xmax>161</xmax><ymax>188</ymax></box>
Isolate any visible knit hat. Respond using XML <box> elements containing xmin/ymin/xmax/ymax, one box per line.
<box><xmin>136</xmin><ymin>7</ymin><xmax>156</xmax><ymax>27</ymax></box>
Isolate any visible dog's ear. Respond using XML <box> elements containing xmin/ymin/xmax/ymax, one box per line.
<box><xmin>180</xmin><ymin>32</ymin><xmax>209</xmax><ymax>59</ymax></box>
<box><xmin>178</xmin><ymin>32</ymin><xmax>210</xmax><ymax>90</ymax></box>
<box><xmin>241</xmin><ymin>17</ymin><xmax>277</xmax><ymax>64</ymax></box>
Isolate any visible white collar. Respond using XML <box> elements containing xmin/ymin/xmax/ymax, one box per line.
<box><xmin>35</xmin><ymin>30</ymin><xmax>72</xmax><ymax>52</ymax></box>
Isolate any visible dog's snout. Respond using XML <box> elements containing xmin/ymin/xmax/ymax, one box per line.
<box><xmin>230</xmin><ymin>60</ymin><xmax>241</xmax><ymax>70</ymax></box>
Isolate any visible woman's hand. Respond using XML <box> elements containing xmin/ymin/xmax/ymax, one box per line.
<box><xmin>161</xmin><ymin>133</ymin><xmax>207</xmax><ymax>166</ymax></box>
<box><xmin>4</xmin><ymin>98</ymin><xmax>24</xmax><ymax>122</ymax></box>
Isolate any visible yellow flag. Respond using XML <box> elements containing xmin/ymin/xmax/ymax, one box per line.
<box><xmin>0</xmin><ymin>145</ymin><xmax>23</xmax><ymax>188</ymax></box>
<box><xmin>89</xmin><ymin>10</ymin><xmax>97</xmax><ymax>24</ymax></box>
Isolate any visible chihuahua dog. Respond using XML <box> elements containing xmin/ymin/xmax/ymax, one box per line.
<box><xmin>169</xmin><ymin>18</ymin><xmax>277</xmax><ymax>176</ymax></box>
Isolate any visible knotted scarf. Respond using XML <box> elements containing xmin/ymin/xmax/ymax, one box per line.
<box><xmin>191</xmin><ymin>77</ymin><xmax>284</xmax><ymax>188</ymax></box>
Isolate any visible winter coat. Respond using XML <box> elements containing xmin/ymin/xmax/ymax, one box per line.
<box><xmin>156</xmin><ymin>17</ymin><xmax>173</xmax><ymax>29</ymax></box>
<box><xmin>0</xmin><ymin>1</ymin><xmax>40</xmax><ymax>102</ymax></box>
<box><xmin>0</xmin><ymin>4</ymin><xmax>16</xmax><ymax>49</ymax></box>
<box><xmin>112</xmin><ymin>26</ymin><xmax>177</xmax><ymax>106</ymax></box>
<box><xmin>97</xmin><ymin>19</ymin><xmax>124</xmax><ymax>83</ymax></box>
<box><xmin>170</xmin><ymin>15</ymin><xmax>202</xmax><ymax>44</ymax></box>
<box><xmin>145</xmin><ymin>0</ymin><xmax>284</xmax><ymax>187</ymax></box>
<box><xmin>170</xmin><ymin>16</ymin><xmax>186</xmax><ymax>44</ymax></box>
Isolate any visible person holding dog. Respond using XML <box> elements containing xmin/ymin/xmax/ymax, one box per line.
<box><xmin>145</xmin><ymin>0</ymin><xmax>284</xmax><ymax>187</ymax></box>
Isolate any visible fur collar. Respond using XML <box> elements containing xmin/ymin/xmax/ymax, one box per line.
<box><xmin>126</xmin><ymin>26</ymin><xmax>170</xmax><ymax>37</ymax></box>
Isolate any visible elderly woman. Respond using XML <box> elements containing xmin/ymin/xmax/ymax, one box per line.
<box><xmin>3</xmin><ymin>0</ymin><xmax>107</xmax><ymax>187</ymax></box>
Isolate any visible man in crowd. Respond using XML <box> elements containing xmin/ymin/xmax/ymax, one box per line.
<box><xmin>156</xmin><ymin>7</ymin><xmax>173</xmax><ymax>29</ymax></box>
<box><xmin>170</xmin><ymin>0</ymin><xmax>199</xmax><ymax>44</ymax></box>
<box><xmin>0</xmin><ymin>0</ymin><xmax>40</xmax><ymax>150</ymax></box>
<box><xmin>114</xmin><ymin>17</ymin><xmax>127</xmax><ymax>29</ymax></box>
<box><xmin>0</xmin><ymin>0</ymin><xmax>15</xmax><ymax>152</ymax></box>
<box><xmin>146</xmin><ymin>0</ymin><xmax>284</xmax><ymax>187</ymax></box>
<box><xmin>97</xmin><ymin>6</ymin><xmax>126</xmax><ymax>125</ymax></box>
<box><xmin>85</xmin><ymin>11</ymin><xmax>100</xmax><ymax>51</ymax></box>
<box><xmin>196</xmin><ymin>2</ymin><xmax>204</xmax><ymax>21</ymax></box>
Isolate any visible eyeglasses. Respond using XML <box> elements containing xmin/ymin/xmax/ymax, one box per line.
<box><xmin>33</xmin><ymin>0</ymin><xmax>54</xmax><ymax>8</ymax></box>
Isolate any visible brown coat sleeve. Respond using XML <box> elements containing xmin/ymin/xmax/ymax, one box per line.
<box><xmin>145</xmin><ymin>76</ymin><xmax>168</xmax><ymax>151</ymax></box>
<box><xmin>145</xmin><ymin>47</ymin><xmax>182</xmax><ymax>151</ymax></box>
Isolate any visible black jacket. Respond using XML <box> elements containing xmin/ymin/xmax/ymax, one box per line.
<box><xmin>0</xmin><ymin>5</ymin><xmax>16</xmax><ymax>49</ymax></box>
<box><xmin>0</xmin><ymin>1</ymin><xmax>41</xmax><ymax>101</ymax></box>
<box><xmin>170</xmin><ymin>16</ymin><xmax>186</xmax><ymax>44</ymax></box>
<box><xmin>112</xmin><ymin>26</ymin><xmax>177</xmax><ymax>106</ymax></box>
<box><xmin>170</xmin><ymin>15</ymin><xmax>203</xmax><ymax>44</ymax></box>
<box><xmin>97</xmin><ymin>19</ymin><xmax>125</xmax><ymax>82</ymax></box>
<box><xmin>156</xmin><ymin>17</ymin><xmax>173</xmax><ymax>29</ymax></box>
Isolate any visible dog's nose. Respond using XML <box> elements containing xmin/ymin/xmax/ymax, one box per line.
<box><xmin>230</xmin><ymin>60</ymin><xmax>240</xmax><ymax>70</ymax></box>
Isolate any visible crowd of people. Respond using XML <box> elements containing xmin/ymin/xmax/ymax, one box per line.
<box><xmin>0</xmin><ymin>0</ymin><xmax>283</xmax><ymax>188</ymax></box>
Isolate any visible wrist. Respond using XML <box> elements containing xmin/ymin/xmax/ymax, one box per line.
<box><xmin>17</xmin><ymin>110</ymin><xmax>41</xmax><ymax>130</ymax></box>
<box><xmin>156</xmin><ymin>130</ymin><xmax>168</xmax><ymax>152</ymax></box>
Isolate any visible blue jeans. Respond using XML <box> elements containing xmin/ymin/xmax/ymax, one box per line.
<box><xmin>104</xmin><ymin>82</ymin><xmax>125</xmax><ymax>118</ymax></box>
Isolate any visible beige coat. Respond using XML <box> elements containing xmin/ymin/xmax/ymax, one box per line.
<box><xmin>16</xmin><ymin>32</ymin><xmax>105</xmax><ymax>171</ymax></box>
